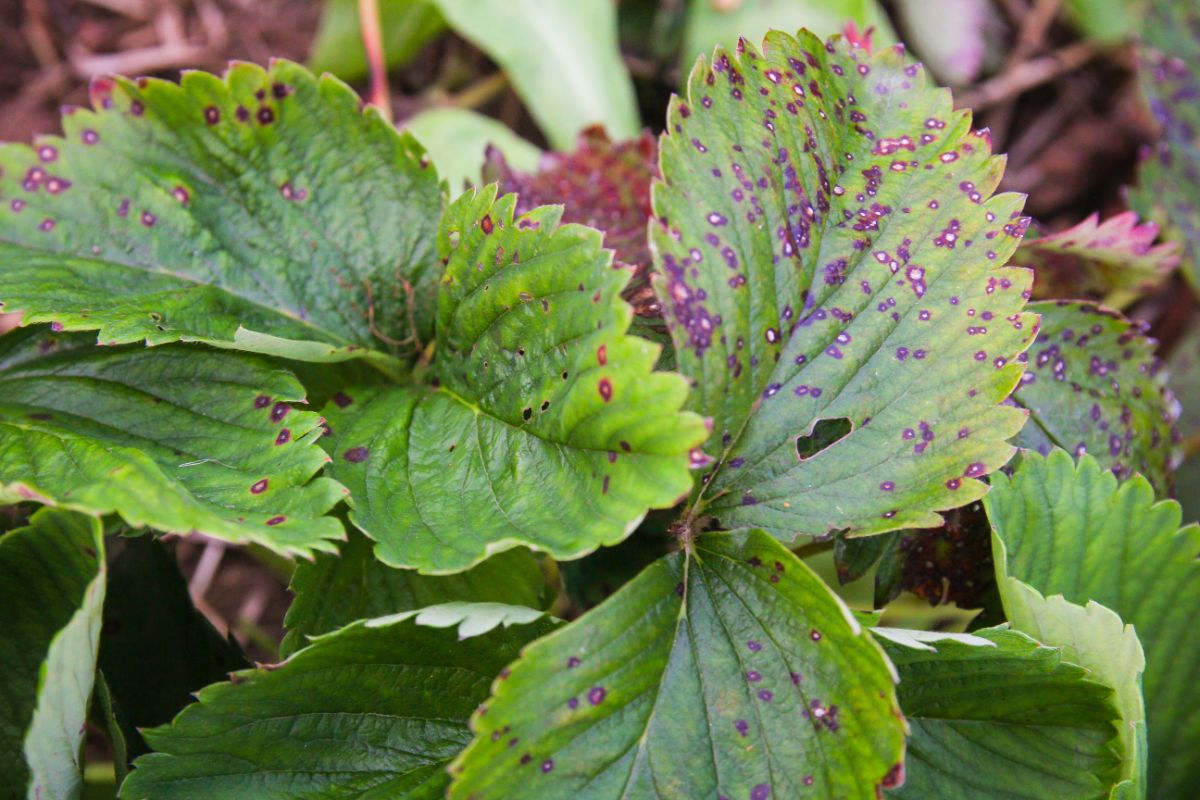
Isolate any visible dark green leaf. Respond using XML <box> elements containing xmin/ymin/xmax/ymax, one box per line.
<box><xmin>325</xmin><ymin>187</ymin><xmax>707</xmax><ymax>572</ymax></box>
<box><xmin>0</xmin><ymin>61</ymin><xmax>442</xmax><ymax>376</ymax></box>
<box><xmin>654</xmin><ymin>30</ymin><xmax>1034</xmax><ymax>539</ymax></box>
<box><xmin>987</xmin><ymin>449</ymin><xmax>1199</xmax><ymax>798</ymax></box>
<box><xmin>880</xmin><ymin>626</ymin><xmax>1122</xmax><ymax>798</ymax></box>
<box><xmin>1011</xmin><ymin>301</ymin><xmax>1179</xmax><ymax>493</ymax></box>
<box><xmin>0</xmin><ymin>508</ymin><xmax>105</xmax><ymax>799</ymax></box>
<box><xmin>99</xmin><ymin>536</ymin><xmax>248</xmax><ymax>764</ymax></box>
<box><xmin>449</xmin><ymin>530</ymin><xmax>905</xmax><ymax>799</ymax></box>
<box><xmin>0</xmin><ymin>327</ymin><xmax>346</xmax><ymax>556</ymax></box>
<box><xmin>281</xmin><ymin>528</ymin><xmax>549</xmax><ymax>657</ymax></box>
<box><xmin>120</xmin><ymin>604</ymin><xmax>557</xmax><ymax>800</ymax></box>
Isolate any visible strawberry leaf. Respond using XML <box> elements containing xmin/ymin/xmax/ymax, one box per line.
<box><xmin>1011</xmin><ymin>301</ymin><xmax>1180</xmax><ymax>493</ymax></box>
<box><xmin>120</xmin><ymin>604</ymin><xmax>557</xmax><ymax>800</ymax></box>
<box><xmin>448</xmin><ymin>530</ymin><xmax>905</xmax><ymax>799</ymax></box>
<box><xmin>0</xmin><ymin>61</ymin><xmax>442</xmax><ymax>377</ymax></box>
<box><xmin>0</xmin><ymin>326</ymin><xmax>345</xmax><ymax>557</ymax></box>
<box><xmin>654</xmin><ymin>30</ymin><xmax>1034</xmax><ymax>539</ymax></box>
<box><xmin>324</xmin><ymin>187</ymin><xmax>708</xmax><ymax>572</ymax></box>
<box><xmin>987</xmin><ymin>450</ymin><xmax>1200</xmax><ymax>798</ymax></box>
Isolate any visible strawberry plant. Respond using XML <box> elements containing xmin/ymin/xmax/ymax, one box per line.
<box><xmin>1</xmin><ymin>2</ymin><xmax>1198</xmax><ymax>798</ymax></box>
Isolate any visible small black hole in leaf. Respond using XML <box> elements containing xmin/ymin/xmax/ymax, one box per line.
<box><xmin>522</xmin><ymin>407</ymin><xmax>533</xmax><ymax>422</ymax></box>
<box><xmin>796</xmin><ymin>417</ymin><xmax>853</xmax><ymax>460</ymax></box>
<box><xmin>540</xmin><ymin>400</ymin><xmax>550</xmax><ymax>412</ymax></box>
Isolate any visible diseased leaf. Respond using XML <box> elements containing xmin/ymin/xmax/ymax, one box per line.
<box><xmin>1130</xmin><ymin>0</ymin><xmax>1200</xmax><ymax>291</ymax></box>
<box><xmin>880</xmin><ymin>626</ymin><xmax>1123</xmax><ymax>799</ymax></box>
<box><xmin>654</xmin><ymin>30</ymin><xmax>1035</xmax><ymax>539</ymax></box>
<box><xmin>892</xmin><ymin>499</ymin><xmax>995</xmax><ymax>608</ymax></box>
<box><xmin>482</xmin><ymin>126</ymin><xmax>660</xmax><ymax>314</ymax></box>
<box><xmin>120</xmin><ymin>603</ymin><xmax>557</xmax><ymax>800</ymax></box>
<box><xmin>324</xmin><ymin>187</ymin><xmax>707</xmax><ymax>573</ymax></box>
<box><xmin>406</xmin><ymin>107</ymin><xmax>542</xmax><ymax>192</ymax></box>
<box><xmin>0</xmin><ymin>61</ymin><xmax>442</xmax><ymax>376</ymax></box>
<box><xmin>309</xmin><ymin>0</ymin><xmax>445</xmax><ymax>81</ymax></box>
<box><xmin>449</xmin><ymin>530</ymin><xmax>905</xmax><ymax>799</ymax></box>
<box><xmin>0</xmin><ymin>509</ymin><xmax>105</xmax><ymax>800</ymax></box>
<box><xmin>1021</xmin><ymin>212</ymin><xmax>1181</xmax><ymax>307</ymax></box>
<box><xmin>1166</xmin><ymin>322</ymin><xmax>1200</xmax><ymax>522</ymax></box>
<box><xmin>431</xmin><ymin>0</ymin><xmax>640</xmax><ymax>150</ymax></box>
<box><xmin>987</xmin><ymin>450</ymin><xmax>1200</xmax><ymax>798</ymax></box>
<box><xmin>1011</xmin><ymin>301</ymin><xmax>1179</xmax><ymax>493</ymax></box>
<box><xmin>99</xmin><ymin>536</ymin><xmax>248</xmax><ymax>765</ymax></box>
<box><xmin>281</xmin><ymin>528</ymin><xmax>549</xmax><ymax>657</ymax></box>
<box><xmin>0</xmin><ymin>327</ymin><xmax>345</xmax><ymax>557</ymax></box>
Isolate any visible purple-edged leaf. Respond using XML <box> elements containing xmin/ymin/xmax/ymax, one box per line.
<box><xmin>1011</xmin><ymin>300</ymin><xmax>1180</xmax><ymax>493</ymax></box>
<box><xmin>653</xmin><ymin>30</ymin><xmax>1035</xmax><ymax>540</ymax></box>
<box><xmin>1130</xmin><ymin>0</ymin><xmax>1200</xmax><ymax>292</ymax></box>
<box><xmin>448</xmin><ymin>530</ymin><xmax>905</xmax><ymax>799</ymax></box>
<box><xmin>1021</xmin><ymin>211</ymin><xmax>1181</xmax><ymax>307</ymax></box>
<box><xmin>483</xmin><ymin>126</ymin><xmax>660</xmax><ymax>315</ymax></box>
<box><xmin>0</xmin><ymin>61</ymin><xmax>442</xmax><ymax>377</ymax></box>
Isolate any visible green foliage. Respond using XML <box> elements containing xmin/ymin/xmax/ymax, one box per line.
<box><xmin>653</xmin><ymin>29</ymin><xmax>1033</xmax><ymax>540</ymax></box>
<box><xmin>309</xmin><ymin>0</ymin><xmax>445</xmax><ymax>81</ymax></box>
<box><xmin>0</xmin><ymin>509</ymin><xmax>105</xmax><ymax>799</ymax></box>
<box><xmin>987</xmin><ymin>450</ymin><xmax>1200</xmax><ymax>798</ymax></box>
<box><xmin>450</xmin><ymin>531</ymin><xmax>905</xmax><ymax>799</ymax></box>
<box><xmin>120</xmin><ymin>604</ymin><xmax>557</xmax><ymax>799</ymax></box>
<box><xmin>0</xmin><ymin>326</ymin><xmax>346</xmax><ymax>557</ymax></box>
<box><xmin>405</xmin><ymin>108</ymin><xmax>542</xmax><ymax>192</ymax></box>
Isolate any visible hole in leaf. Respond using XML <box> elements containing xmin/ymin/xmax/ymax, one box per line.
<box><xmin>796</xmin><ymin>417</ymin><xmax>853</xmax><ymax>461</ymax></box>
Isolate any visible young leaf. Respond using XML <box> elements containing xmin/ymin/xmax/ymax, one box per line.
<box><xmin>0</xmin><ymin>509</ymin><xmax>105</xmax><ymax>799</ymax></box>
<box><xmin>99</xmin><ymin>536</ymin><xmax>248</xmax><ymax>764</ymax></box>
<box><xmin>654</xmin><ymin>30</ymin><xmax>1035</xmax><ymax>539</ymax></box>
<box><xmin>406</xmin><ymin>107</ymin><xmax>542</xmax><ymax>191</ymax></box>
<box><xmin>449</xmin><ymin>530</ymin><xmax>905</xmax><ymax>799</ymax></box>
<box><xmin>0</xmin><ymin>60</ymin><xmax>442</xmax><ymax>375</ymax></box>
<box><xmin>324</xmin><ymin>187</ymin><xmax>707</xmax><ymax>572</ymax></box>
<box><xmin>879</xmin><ymin>626</ymin><xmax>1123</xmax><ymax>799</ymax></box>
<box><xmin>0</xmin><ymin>327</ymin><xmax>345</xmax><ymax>557</ymax></box>
<box><xmin>120</xmin><ymin>603</ymin><xmax>557</xmax><ymax>800</ymax></box>
<box><xmin>281</xmin><ymin>528</ymin><xmax>549</xmax><ymax>657</ymax></box>
<box><xmin>986</xmin><ymin>450</ymin><xmax>1200</xmax><ymax>798</ymax></box>
<box><xmin>1020</xmin><ymin>212</ymin><xmax>1181</xmax><ymax>307</ymax></box>
<box><xmin>1130</xmin><ymin>0</ymin><xmax>1200</xmax><ymax>291</ymax></box>
<box><xmin>1010</xmin><ymin>301</ymin><xmax>1180</xmax><ymax>492</ymax></box>
<box><xmin>430</xmin><ymin>0</ymin><xmax>640</xmax><ymax>150</ymax></box>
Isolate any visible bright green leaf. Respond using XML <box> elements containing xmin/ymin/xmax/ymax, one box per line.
<box><xmin>1011</xmin><ymin>301</ymin><xmax>1180</xmax><ymax>494</ymax></box>
<box><xmin>324</xmin><ymin>187</ymin><xmax>707</xmax><ymax>572</ymax></box>
<box><xmin>405</xmin><ymin>107</ymin><xmax>542</xmax><ymax>191</ymax></box>
<box><xmin>0</xmin><ymin>327</ymin><xmax>345</xmax><ymax>557</ymax></box>
<box><xmin>449</xmin><ymin>530</ymin><xmax>905</xmax><ymax>799</ymax></box>
<box><xmin>1063</xmin><ymin>0</ymin><xmax>1141</xmax><ymax>45</ymax></box>
<box><xmin>309</xmin><ymin>0</ymin><xmax>445</xmax><ymax>82</ymax></box>
<box><xmin>281</xmin><ymin>528</ymin><xmax>549</xmax><ymax>657</ymax></box>
<box><xmin>880</xmin><ymin>626</ymin><xmax>1123</xmax><ymax>798</ymax></box>
<box><xmin>430</xmin><ymin>0</ymin><xmax>640</xmax><ymax>150</ymax></box>
<box><xmin>986</xmin><ymin>449</ymin><xmax>1200</xmax><ymax>798</ymax></box>
<box><xmin>120</xmin><ymin>604</ymin><xmax>556</xmax><ymax>800</ymax></box>
<box><xmin>654</xmin><ymin>30</ymin><xmax>1034</xmax><ymax>540</ymax></box>
<box><xmin>0</xmin><ymin>509</ymin><xmax>105</xmax><ymax>800</ymax></box>
<box><xmin>0</xmin><ymin>61</ymin><xmax>442</xmax><ymax>377</ymax></box>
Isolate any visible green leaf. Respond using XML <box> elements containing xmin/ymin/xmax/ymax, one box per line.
<box><xmin>405</xmin><ymin>107</ymin><xmax>542</xmax><ymax>192</ymax></box>
<box><xmin>309</xmin><ymin>0</ymin><xmax>445</xmax><ymax>82</ymax></box>
<box><xmin>1063</xmin><ymin>0</ymin><xmax>1140</xmax><ymax>45</ymax></box>
<box><xmin>0</xmin><ymin>508</ymin><xmax>105</xmax><ymax>799</ymax></box>
<box><xmin>1130</xmin><ymin>0</ymin><xmax>1200</xmax><ymax>292</ymax></box>
<box><xmin>120</xmin><ymin>603</ymin><xmax>557</xmax><ymax>800</ymax></box>
<box><xmin>99</xmin><ymin>536</ymin><xmax>248</xmax><ymax>765</ymax></box>
<box><xmin>681</xmin><ymin>0</ymin><xmax>895</xmax><ymax>79</ymax></box>
<box><xmin>0</xmin><ymin>327</ymin><xmax>345</xmax><ymax>557</ymax></box>
<box><xmin>1020</xmin><ymin>212</ymin><xmax>1180</xmax><ymax>308</ymax></box>
<box><xmin>448</xmin><ymin>530</ymin><xmax>905</xmax><ymax>799</ymax></box>
<box><xmin>281</xmin><ymin>527</ymin><xmax>549</xmax><ymax>657</ymax></box>
<box><xmin>1011</xmin><ymin>301</ymin><xmax>1180</xmax><ymax>493</ymax></box>
<box><xmin>879</xmin><ymin>626</ymin><xmax>1123</xmax><ymax>798</ymax></box>
<box><xmin>0</xmin><ymin>60</ymin><xmax>442</xmax><ymax>376</ymax></box>
<box><xmin>654</xmin><ymin>30</ymin><xmax>1035</xmax><ymax>539</ymax></box>
<box><xmin>430</xmin><ymin>0</ymin><xmax>640</xmax><ymax>149</ymax></box>
<box><xmin>324</xmin><ymin>187</ymin><xmax>707</xmax><ymax>572</ymax></box>
<box><xmin>1166</xmin><ymin>322</ymin><xmax>1200</xmax><ymax>522</ymax></box>
<box><xmin>986</xmin><ymin>449</ymin><xmax>1200</xmax><ymax>798</ymax></box>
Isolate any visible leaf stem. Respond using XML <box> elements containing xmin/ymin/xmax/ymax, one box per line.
<box><xmin>358</xmin><ymin>0</ymin><xmax>392</xmax><ymax>120</ymax></box>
